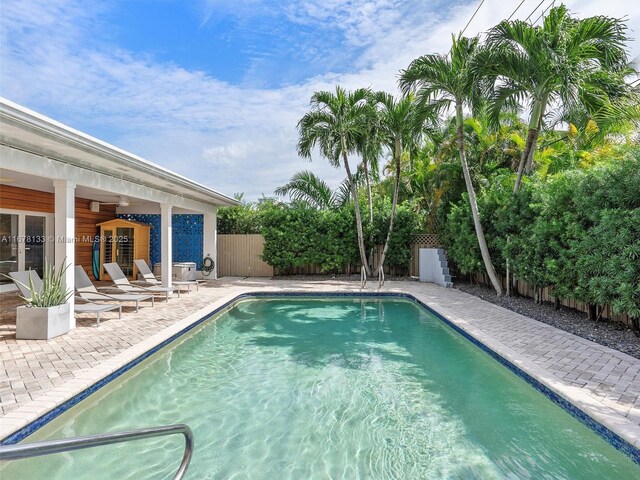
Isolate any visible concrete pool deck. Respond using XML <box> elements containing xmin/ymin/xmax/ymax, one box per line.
<box><xmin>1</xmin><ymin>277</ymin><xmax>639</xmax><ymax>450</ymax></box>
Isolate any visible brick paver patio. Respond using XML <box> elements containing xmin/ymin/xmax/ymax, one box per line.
<box><xmin>1</xmin><ymin>278</ymin><xmax>639</xmax><ymax>449</ymax></box>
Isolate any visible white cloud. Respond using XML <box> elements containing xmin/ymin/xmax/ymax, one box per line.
<box><xmin>2</xmin><ymin>0</ymin><xmax>638</xmax><ymax>201</ymax></box>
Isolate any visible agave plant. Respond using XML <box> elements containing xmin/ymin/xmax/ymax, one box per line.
<box><xmin>15</xmin><ymin>261</ymin><xmax>72</xmax><ymax>308</ymax></box>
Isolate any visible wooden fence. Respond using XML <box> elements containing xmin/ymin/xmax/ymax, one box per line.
<box><xmin>217</xmin><ymin>233</ymin><xmax>441</xmax><ymax>277</ymax></box>
<box><xmin>469</xmin><ymin>272</ymin><xmax>632</xmax><ymax>327</ymax></box>
<box><xmin>217</xmin><ymin>235</ymin><xmax>274</xmax><ymax>277</ymax></box>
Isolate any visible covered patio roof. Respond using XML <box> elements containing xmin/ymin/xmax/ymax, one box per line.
<box><xmin>0</xmin><ymin>98</ymin><xmax>239</xmax><ymax>330</ymax></box>
<box><xmin>0</xmin><ymin>97</ymin><xmax>239</xmax><ymax>210</ymax></box>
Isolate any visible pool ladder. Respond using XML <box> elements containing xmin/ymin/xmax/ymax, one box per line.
<box><xmin>0</xmin><ymin>423</ymin><xmax>194</xmax><ymax>480</ymax></box>
<box><xmin>360</xmin><ymin>266</ymin><xmax>385</xmax><ymax>289</ymax></box>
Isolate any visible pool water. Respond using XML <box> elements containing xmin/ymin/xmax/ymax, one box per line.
<box><xmin>2</xmin><ymin>298</ymin><xmax>638</xmax><ymax>479</ymax></box>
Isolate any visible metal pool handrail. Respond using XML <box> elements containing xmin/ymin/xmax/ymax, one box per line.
<box><xmin>0</xmin><ymin>423</ymin><xmax>194</xmax><ymax>480</ymax></box>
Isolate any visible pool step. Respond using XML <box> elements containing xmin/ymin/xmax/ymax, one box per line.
<box><xmin>418</xmin><ymin>248</ymin><xmax>453</xmax><ymax>288</ymax></box>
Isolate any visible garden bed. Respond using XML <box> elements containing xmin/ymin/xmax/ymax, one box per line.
<box><xmin>455</xmin><ymin>281</ymin><xmax>640</xmax><ymax>360</ymax></box>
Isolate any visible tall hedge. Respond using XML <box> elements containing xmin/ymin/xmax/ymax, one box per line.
<box><xmin>259</xmin><ymin>200</ymin><xmax>421</xmax><ymax>274</ymax></box>
<box><xmin>442</xmin><ymin>149</ymin><xmax>640</xmax><ymax>321</ymax></box>
<box><xmin>369</xmin><ymin>198</ymin><xmax>421</xmax><ymax>269</ymax></box>
<box><xmin>217</xmin><ymin>202</ymin><xmax>261</xmax><ymax>234</ymax></box>
<box><xmin>259</xmin><ymin>203</ymin><xmax>359</xmax><ymax>273</ymax></box>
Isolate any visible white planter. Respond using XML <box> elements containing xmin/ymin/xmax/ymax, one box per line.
<box><xmin>16</xmin><ymin>303</ymin><xmax>71</xmax><ymax>340</ymax></box>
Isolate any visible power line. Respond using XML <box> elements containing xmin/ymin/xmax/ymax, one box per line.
<box><xmin>533</xmin><ymin>0</ymin><xmax>555</xmax><ymax>25</ymax></box>
<box><xmin>524</xmin><ymin>0</ymin><xmax>545</xmax><ymax>23</ymax></box>
<box><xmin>507</xmin><ymin>0</ymin><xmax>527</xmax><ymax>21</ymax></box>
<box><xmin>460</xmin><ymin>0</ymin><xmax>486</xmax><ymax>37</ymax></box>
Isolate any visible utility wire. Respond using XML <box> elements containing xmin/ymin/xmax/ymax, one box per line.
<box><xmin>533</xmin><ymin>0</ymin><xmax>555</xmax><ymax>25</ymax></box>
<box><xmin>460</xmin><ymin>0</ymin><xmax>486</xmax><ymax>37</ymax></box>
<box><xmin>524</xmin><ymin>0</ymin><xmax>545</xmax><ymax>23</ymax></box>
<box><xmin>507</xmin><ymin>0</ymin><xmax>527</xmax><ymax>21</ymax></box>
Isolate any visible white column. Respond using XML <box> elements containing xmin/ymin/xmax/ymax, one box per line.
<box><xmin>202</xmin><ymin>208</ymin><xmax>217</xmax><ymax>279</ymax></box>
<box><xmin>160</xmin><ymin>203</ymin><xmax>173</xmax><ymax>288</ymax></box>
<box><xmin>53</xmin><ymin>179</ymin><xmax>75</xmax><ymax>330</ymax></box>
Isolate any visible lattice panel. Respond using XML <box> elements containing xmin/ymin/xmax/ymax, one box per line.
<box><xmin>411</xmin><ymin>233</ymin><xmax>441</xmax><ymax>248</ymax></box>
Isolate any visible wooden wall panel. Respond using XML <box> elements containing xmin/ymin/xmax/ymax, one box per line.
<box><xmin>0</xmin><ymin>185</ymin><xmax>54</xmax><ymax>212</ymax></box>
<box><xmin>0</xmin><ymin>185</ymin><xmax>117</xmax><ymax>278</ymax></box>
<box><xmin>75</xmin><ymin>197</ymin><xmax>117</xmax><ymax>278</ymax></box>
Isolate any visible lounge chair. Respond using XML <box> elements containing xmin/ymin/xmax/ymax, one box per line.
<box><xmin>8</xmin><ymin>271</ymin><xmax>121</xmax><ymax>326</ymax></box>
<box><xmin>8</xmin><ymin>271</ymin><xmax>42</xmax><ymax>302</ymax></box>
<box><xmin>103</xmin><ymin>262</ymin><xmax>180</xmax><ymax>301</ymax></box>
<box><xmin>133</xmin><ymin>259</ymin><xmax>200</xmax><ymax>292</ymax></box>
<box><xmin>75</xmin><ymin>266</ymin><xmax>155</xmax><ymax>312</ymax></box>
<box><xmin>73</xmin><ymin>296</ymin><xmax>122</xmax><ymax>326</ymax></box>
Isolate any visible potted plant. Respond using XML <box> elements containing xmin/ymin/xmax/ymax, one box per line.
<box><xmin>12</xmin><ymin>261</ymin><xmax>73</xmax><ymax>340</ymax></box>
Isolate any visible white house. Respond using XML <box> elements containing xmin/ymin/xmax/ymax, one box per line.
<box><xmin>0</xmin><ymin>98</ymin><xmax>238</xmax><ymax>331</ymax></box>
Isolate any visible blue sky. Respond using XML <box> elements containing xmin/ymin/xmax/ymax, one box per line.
<box><xmin>1</xmin><ymin>0</ymin><xmax>638</xmax><ymax>200</ymax></box>
<box><xmin>105</xmin><ymin>1</ymin><xmax>366</xmax><ymax>87</ymax></box>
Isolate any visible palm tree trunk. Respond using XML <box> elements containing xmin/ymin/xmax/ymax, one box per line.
<box><xmin>514</xmin><ymin>96</ymin><xmax>546</xmax><ymax>192</ymax></box>
<box><xmin>513</xmin><ymin>127</ymin><xmax>538</xmax><ymax>193</ymax></box>
<box><xmin>362</xmin><ymin>158</ymin><xmax>375</xmax><ymax>270</ymax></box>
<box><xmin>525</xmin><ymin>133</ymin><xmax>539</xmax><ymax>175</ymax></box>
<box><xmin>378</xmin><ymin>138</ymin><xmax>401</xmax><ymax>272</ymax></box>
<box><xmin>456</xmin><ymin>104</ymin><xmax>503</xmax><ymax>296</ymax></box>
<box><xmin>343</xmin><ymin>151</ymin><xmax>371</xmax><ymax>277</ymax></box>
<box><xmin>362</xmin><ymin>159</ymin><xmax>374</xmax><ymax>225</ymax></box>
<box><xmin>525</xmin><ymin>96</ymin><xmax>547</xmax><ymax>174</ymax></box>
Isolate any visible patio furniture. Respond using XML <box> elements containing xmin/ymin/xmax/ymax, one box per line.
<box><xmin>103</xmin><ymin>262</ymin><xmax>180</xmax><ymax>301</ymax></box>
<box><xmin>8</xmin><ymin>271</ymin><xmax>42</xmax><ymax>302</ymax></box>
<box><xmin>133</xmin><ymin>259</ymin><xmax>200</xmax><ymax>292</ymax></box>
<box><xmin>75</xmin><ymin>266</ymin><xmax>155</xmax><ymax>312</ymax></box>
<box><xmin>73</xmin><ymin>296</ymin><xmax>122</xmax><ymax>326</ymax></box>
<box><xmin>8</xmin><ymin>271</ymin><xmax>121</xmax><ymax>327</ymax></box>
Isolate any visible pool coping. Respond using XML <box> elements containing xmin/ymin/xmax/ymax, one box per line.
<box><xmin>1</xmin><ymin>288</ymin><xmax>639</xmax><ymax>465</ymax></box>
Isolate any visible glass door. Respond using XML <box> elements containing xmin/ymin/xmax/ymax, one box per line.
<box><xmin>0</xmin><ymin>214</ymin><xmax>19</xmax><ymax>286</ymax></box>
<box><xmin>0</xmin><ymin>210</ymin><xmax>53</xmax><ymax>292</ymax></box>
<box><xmin>116</xmin><ymin>227</ymin><xmax>134</xmax><ymax>277</ymax></box>
<box><xmin>25</xmin><ymin>215</ymin><xmax>46</xmax><ymax>278</ymax></box>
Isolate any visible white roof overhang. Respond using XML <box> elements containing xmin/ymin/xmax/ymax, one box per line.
<box><xmin>0</xmin><ymin>98</ymin><xmax>239</xmax><ymax>209</ymax></box>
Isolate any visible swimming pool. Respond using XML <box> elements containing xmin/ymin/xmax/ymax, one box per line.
<box><xmin>1</xmin><ymin>297</ymin><xmax>638</xmax><ymax>479</ymax></box>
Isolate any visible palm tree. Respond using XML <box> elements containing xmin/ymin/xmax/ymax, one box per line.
<box><xmin>355</xmin><ymin>105</ymin><xmax>383</xmax><ymax>271</ymax></box>
<box><xmin>275</xmin><ymin>170</ymin><xmax>351</xmax><ymax>209</ymax></box>
<box><xmin>400</xmin><ymin>34</ymin><xmax>504</xmax><ymax>296</ymax></box>
<box><xmin>374</xmin><ymin>92</ymin><xmax>425</xmax><ymax>272</ymax></box>
<box><xmin>478</xmin><ymin>5</ymin><xmax>630</xmax><ymax>192</ymax></box>
<box><xmin>297</xmin><ymin>86</ymin><xmax>374</xmax><ymax>276</ymax></box>
<box><xmin>275</xmin><ymin>170</ymin><xmax>344</xmax><ymax>209</ymax></box>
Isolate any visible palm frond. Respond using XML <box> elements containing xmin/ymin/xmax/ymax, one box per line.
<box><xmin>274</xmin><ymin>170</ymin><xmax>338</xmax><ymax>210</ymax></box>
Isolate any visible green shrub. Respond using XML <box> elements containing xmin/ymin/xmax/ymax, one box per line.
<box><xmin>218</xmin><ymin>202</ymin><xmax>262</xmax><ymax>234</ymax></box>
<box><xmin>441</xmin><ymin>147</ymin><xmax>640</xmax><ymax>318</ymax></box>
<box><xmin>259</xmin><ymin>199</ymin><xmax>421</xmax><ymax>273</ymax></box>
